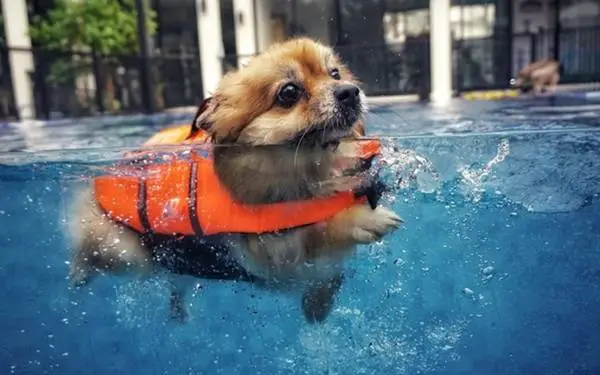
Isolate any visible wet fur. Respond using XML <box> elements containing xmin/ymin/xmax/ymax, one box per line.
<box><xmin>67</xmin><ymin>38</ymin><xmax>402</xmax><ymax>324</ymax></box>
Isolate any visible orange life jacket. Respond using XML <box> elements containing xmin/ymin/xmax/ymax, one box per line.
<box><xmin>94</xmin><ymin>125</ymin><xmax>381</xmax><ymax>236</ymax></box>
<box><xmin>142</xmin><ymin>124</ymin><xmax>210</xmax><ymax>146</ymax></box>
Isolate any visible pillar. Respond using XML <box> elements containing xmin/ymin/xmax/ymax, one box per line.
<box><xmin>255</xmin><ymin>0</ymin><xmax>273</xmax><ymax>51</ymax></box>
<box><xmin>135</xmin><ymin>0</ymin><xmax>155</xmax><ymax>113</ymax></box>
<box><xmin>1</xmin><ymin>0</ymin><xmax>35</xmax><ymax>120</ymax></box>
<box><xmin>233</xmin><ymin>0</ymin><xmax>272</xmax><ymax>68</ymax></box>
<box><xmin>552</xmin><ymin>0</ymin><xmax>561</xmax><ymax>61</ymax></box>
<box><xmin>429</xmin><ymin>0</ymin><xmax>453</xmax><ymax>105</ymax></box>
<box><xmin>196</xmin><ymin>0</ymin><xmax>224</xmax><ymax>98</ymax></box>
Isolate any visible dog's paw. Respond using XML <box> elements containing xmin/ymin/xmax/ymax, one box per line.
<box><xmin>68</xmin><ymin>263</ymin><xmax>92</xmax><ymax>289</ymax></box>
<box><xmin>351</xmin><ymin>206</ymin><xmax>403</xmax><ymax>244</ymax></box>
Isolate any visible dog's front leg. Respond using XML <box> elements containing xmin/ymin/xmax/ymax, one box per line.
<box><xmin>301</xmin><ymin>273</ymin><xmax>344</xmax><ymax>323</ymax></box>
<box><xmin>305</xmin><ymin>204</ymin><xmax>403</xmax><ymax>254</ymax></box>
<box><xmin>297</xmin><ymin>205</ymin><xmax>402</xmax><ymax>323</ymax></box>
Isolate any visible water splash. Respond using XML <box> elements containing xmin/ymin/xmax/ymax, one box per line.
<box><xmin>459</xmin><ymin>138</ymin><xmax>510</xmax><ymax>202</ymax></box>
<box><xmin>379</xmin><ymin>140</ymin><xmax>441</xmax><ymax>195</ymax></box>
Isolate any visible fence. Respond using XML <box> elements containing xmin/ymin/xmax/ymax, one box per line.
<box><xmin>455</xmin><ymin>25</ymin><xmax>600</xmax><ymax>92</ymax></box>
<box><xmin>220</xmin><ymin>25</ymin><xmax>600</xmax><ymax>99</ymax></box>
<box><xmin>220</xmin><ymin>38</ymin><xmax>431</xmax><ymax>98</ymax></box>
<box><xmin>334</xmin><ymin>37</ymin><xmax>430</xmax><ymax>97</ymax></box>
<box><xmin>1</xmin><ymin>25</ymin><xmax>599</xmax><ymax>122</ymax></box>
<box><xmin>453</xmin><ymin>36</ymin><xmax>511</xmax><ymax>92</ymax></box>
<box><xmin>0</xmin><ymin>46</ymin><xmax>203</xmax><ymax>121</ymax></box>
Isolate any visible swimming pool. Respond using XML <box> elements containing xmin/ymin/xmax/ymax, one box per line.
<box><xmin>1</xmin><ymin>96</ymin><xmax>600</xmax><ymax>374</ymax></box>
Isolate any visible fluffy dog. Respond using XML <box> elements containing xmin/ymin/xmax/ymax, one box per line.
<box><xmin>67</xmin><ymin>37</ymin><xmax>402</xmax><ymax>324</ymax></box>
<box><xmin>511</xmin><ymin>58</ymin><xmax>562</xmax><ymax>94</ymax></box>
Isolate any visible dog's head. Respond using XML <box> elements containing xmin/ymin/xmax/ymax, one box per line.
<box><xmin>510</xmin><ymin>68</ymin><xmax>530</xmax><ymax>88</ymax></box>
<box><xmin>193</xmin><ymin>37</ymin><xmax>366</xmax><ymax>146</ymax></box>
<box><xmin>510</xmin><ymin>74</ymin><xmax>530</xmax><ymax>92</ymax></box>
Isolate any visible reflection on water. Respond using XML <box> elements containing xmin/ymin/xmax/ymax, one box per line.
<box><xmin>0</xmin><ymin>130</ymin><xmax>599</xmax><ymax>374</ymax></box>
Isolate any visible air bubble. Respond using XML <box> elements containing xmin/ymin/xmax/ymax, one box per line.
<box><xmin>416</xmin><ymin>171</ymin><xmax>439</xmax><ymax>193</ymax></box>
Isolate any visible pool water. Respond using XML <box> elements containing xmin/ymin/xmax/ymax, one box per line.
<box><xmin>1</xmin><ymin>97</ymin><xmax>600</xmax><ymax>374</ymax></box>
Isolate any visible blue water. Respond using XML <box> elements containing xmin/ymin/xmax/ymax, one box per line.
<box><xmin>1</xmin><ymin>97</ymin><xmax>600</xmax><ymax>374</ymax></box>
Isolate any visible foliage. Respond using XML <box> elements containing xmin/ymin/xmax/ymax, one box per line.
<box><xmin>28</xmin><ymin>0</ymin><xmax>158</xmax><ymax>108</ymax></box>
<box><xmin>29</xmin><ymin>0</ymin><xmax>157</xmax><ymax>55</ymax></box>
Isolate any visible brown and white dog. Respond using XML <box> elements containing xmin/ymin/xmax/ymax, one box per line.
<box><xmin>511</xmin><ymin>58</ymin><xmax>562</xmax><ymax>95</ymax></box>
<box><xmin>66</xmin><ymin>37</ymin><xmax>403</xmax><ymax>324</ymax></box>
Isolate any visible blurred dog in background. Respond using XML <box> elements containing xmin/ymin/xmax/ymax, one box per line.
<box><xmin>511</xmin><ymin>58</ymin><xmax>562</xmax><ymax>95</ymax></box>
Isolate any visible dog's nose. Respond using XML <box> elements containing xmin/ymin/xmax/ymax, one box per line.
<box><xmin>334</xmin><ymin>84</ymin><xmax>360</xmax><ymax>107</ymax></box>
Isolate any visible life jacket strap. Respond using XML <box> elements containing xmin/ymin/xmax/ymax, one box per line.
<box><xmin>137</xmin><ymin>178</ymin><xmax>152</xmax><ymax>233</ymax></box>
<box><xmin>187</xmin><ymin>161</ymin><xmax>204</xmax><ymax>237</ymax></box>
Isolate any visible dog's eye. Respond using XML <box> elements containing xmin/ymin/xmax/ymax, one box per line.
<box><xmin>329</xmin><ymin>68</ymin><xmax>341</xmax><ymax>80</ymax></box>
<box><xmin>277</xmin><ymin>83</ymin><xmax>302</xmax><ymax>107</ymax></box>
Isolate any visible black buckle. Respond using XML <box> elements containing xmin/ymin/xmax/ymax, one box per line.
<box><xmin>358</xmin><ymin>154</ymin><xmax>376</xmax><ymax>171</ymax></box>
<box><xmin>354</xmin><ymin>172</ymin><xmax>387</xmax><ymax>209</ymax></box>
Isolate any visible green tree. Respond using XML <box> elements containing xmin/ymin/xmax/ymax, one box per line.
<box><xmin>29</xmin><ymin>0</ymin><xmax>156</xmax><ymax>55</ymax></box>
<box><xmin>28</xmin><ymin>0</ymin><xmax>158</xmax><ymax>111</ymax></box>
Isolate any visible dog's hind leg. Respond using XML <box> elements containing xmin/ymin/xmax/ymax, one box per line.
<box><xmin>301</xmin><ymin>273</ymin><xmax>344</xmax><ymax>323</ymax></box>
<box><xmin>69</xmin><ymin>247</ymin><xmax>96</xmax><ymax>288</ymax></box>
<box><xmin>68</xmin><ymin>187</ymin><xmax>154</xmax><ymax>287</ymax></box>
<box><xmin>167</xmin><ymin>275</ymin><xmax>193</xmax><ymax>323</ymax></box>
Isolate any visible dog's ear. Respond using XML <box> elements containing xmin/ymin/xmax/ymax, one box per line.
<box><xmin>190</xmin><ymin>97</ymin><xmax>219</xmax><ymax>134</ymax></box>
<box><xmin>190</xmin><ymin>96</ymin><xmax>243</xmax><ymax>144</ymax></box>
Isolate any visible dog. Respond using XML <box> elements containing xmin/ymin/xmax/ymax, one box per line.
<box><xmin>511</xmin><ymin>58</ymin><xmax>562</xmax><ymax>95</ymax></box>
<box><xmin>66</xmin><ymin>37</ymin><xmax>403</xmax><ymax>324</ymax></box>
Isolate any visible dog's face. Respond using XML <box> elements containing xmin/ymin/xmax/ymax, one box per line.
<box><xmin>196</xmin><ymin>38</ymin><xmax>366</xmax><ymax>146</ymax></box>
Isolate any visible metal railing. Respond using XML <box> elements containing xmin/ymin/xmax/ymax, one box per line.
<box><xmin>334</xmin><ymin>38</ymin><xmax>430</xmax><ymax>97</ymax></box>
<box><xmin>455</xmin><ymin>25</ymin><xmax>600</xmax><ymax>92</ymax></box>
<box><xmin>220</xmin><ymin>26</ymin><xmax>600</xmax><ymax>97</ymax></box>
<box><xmin>1</xmin><ymin>25</ymin><xmax>599</xmax><ymax>122</ymax></box>
<box><xmin>0</xmin><ymin>46</ymin><xmax>203</xmax><ymax>121</ymax></box>
<box><xmin>219</xmin><ymin>39</ymin><xmax>431</xmax><ymax>98</ymax></box>
<box><xmin>557</xmin><ymin>25</ymin><xmax>600</xmax><ymax>83</ymax></box>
